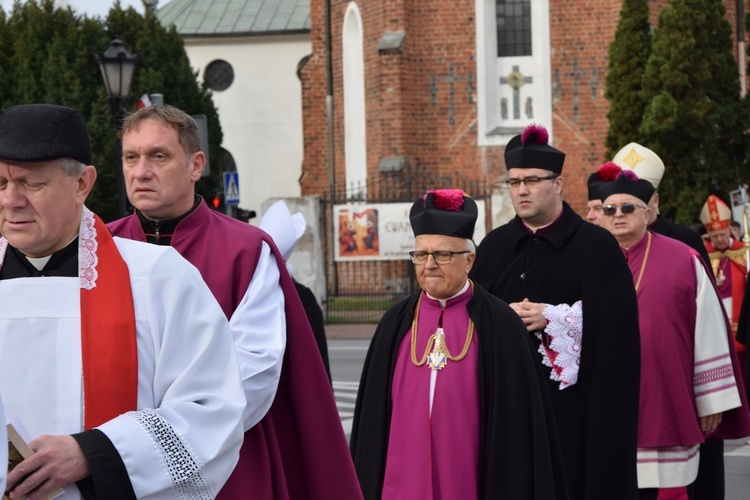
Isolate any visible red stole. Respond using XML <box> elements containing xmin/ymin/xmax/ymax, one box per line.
<box><xmin>80</xmin><ymin>215</ymin><xmax>138</xmax><ymax>429</ymax></box>
<box><xmin>707</xmin><ymin>239</ymin><xmax>747</xmax><ymax>352</ymax></box>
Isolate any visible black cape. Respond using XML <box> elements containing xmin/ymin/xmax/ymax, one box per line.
<box><xmin>350</xmin><ymin>284</ymin><xmax>568</xmax><ymax>500</ymax></box>
<box><xmin>293</xmin><ymin>279</ymin><xmax>332</xmax><ymax>383</ymax></box>
<box><xmin>649</xmin><ymin>214</ymin><xmax>710</xmax><ymax>266</ymax></box>
<box><xmin>471</xmin><ymin>203</ymin><xmax>640</xmax><ymax>500</ymax></box>
<box><xmin>734</xmin><ymin>272</ymin><xmax>750</xmax><ymax>401</ymax></box>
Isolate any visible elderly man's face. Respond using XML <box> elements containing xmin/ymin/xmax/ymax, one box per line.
<box><xmin>708</xmin><ymin>228</ymin><xmax>731</xmax><ymax>251</ymax></box>
<box><xmin>602</xmin><ymin>193</ymin><xmax>649</xmax><ymax>247</ymax></box>
<box><xmin>0</xmin><ymin>160</ymin><xmax>92</xmax><ymax>258</ymax></box>
<box><xmin>414</xmin><ymin>234</ymin><xmax>475</xmax><ymax>300</ymax></box>
<box><xmin>122</xmin><ymin>118</ymin><xmax>205</xmax><ymax>221</ymax></box>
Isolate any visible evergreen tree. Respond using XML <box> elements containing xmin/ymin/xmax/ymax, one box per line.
<box><xmin>0</xmin><ymin>0</ymin><xmax>222</xmax><ymax>221</ymax></box>
<box><xmin>639</xmin><ymin>0</ymin><xmax>746</xmax><ymax>224</ymax></box>
<box><xmin>605</xmin><ymin>0</ymin><xmax>652</xmax><ymax>158</ymax></box>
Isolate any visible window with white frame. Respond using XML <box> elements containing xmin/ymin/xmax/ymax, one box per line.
<box><xmin>476</xmin><ymin>0</ymin><xmax>552</xmax><ymax>146</ymax></box>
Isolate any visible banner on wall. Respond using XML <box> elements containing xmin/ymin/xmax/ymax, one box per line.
<box><xmin>334</xmin><ymin>201</ymin><xmax>486</xmax><ymax>261</ymax></box>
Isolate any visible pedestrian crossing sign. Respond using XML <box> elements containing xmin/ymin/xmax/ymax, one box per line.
<box><xmin>223</xmin><ymin>171</ymin><xmax>240</xmax><ymax>205</ymax></box>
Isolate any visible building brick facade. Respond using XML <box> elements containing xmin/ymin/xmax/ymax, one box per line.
<box><xmin>298</xmin><ymin>0</ymin><xmax>745</xmax><ymax>303</ymax></box>
<box><xmin>300</xmin><ymin>0</ymin><xmax>744</xmax><ymax>219</ymax></box>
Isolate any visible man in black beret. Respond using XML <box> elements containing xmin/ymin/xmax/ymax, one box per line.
<box><xmin>351</xmin><ymin>189</ymin><xmax>567</xmax><ymax>499</ymax></box>
<box><xmin>0</xmin><ymin>103</ymin><xmax>246</xmax><ymax>499</ymax></box>
<box><xmin>471</xmin><ymin>124</ymin><xmax>642</xmax><ymax>499</ymax></box>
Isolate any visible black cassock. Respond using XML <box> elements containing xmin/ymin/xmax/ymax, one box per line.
<box><xmin>350</xmin><ymin>284</ymin><xmax>568</xmax><ymax>500</ymax></box>
<box><xmin>471</xmin><ymin>202</ymin><xmax>641</xmax><ymax>500</ymax></box>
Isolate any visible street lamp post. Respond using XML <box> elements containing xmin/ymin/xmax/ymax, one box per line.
<box><xmin>95</xmin><ymin>37</ymin><xmax>137</xmax><ymax>218</ymax></box>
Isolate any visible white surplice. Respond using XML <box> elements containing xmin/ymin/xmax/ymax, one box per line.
<box><xmin>0</xmin><ymin>392</ymin><xmax>6</xmax><ymax>493</ymax></box>
<box><xmin>0</xmin><ymin>215</ymin><xmax>246</xmax><ymax>499</ymax></box>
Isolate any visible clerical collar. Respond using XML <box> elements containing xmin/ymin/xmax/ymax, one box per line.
<box><xmin>426</xmin><ymin>280</ymin><xmax>471</xmax><ymax>308</ymax></box>
<box><xmin>136</xmin><ymin>194</ymin><xmax>202</xmax><ymax>245</ymax></box>
<box><xmin>521</xmin><ymin>205</ymin><xmax>564</xmax><ymax>235</ymax></box>
<box><xmin>0</xmin><ymin>236</ymin><xmax>79</xmax><ymax>279</ymax></box>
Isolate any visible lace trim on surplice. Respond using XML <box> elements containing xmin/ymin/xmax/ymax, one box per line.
<box><xmin>127</xmin><ymin>409</ymin><xmax>215</xmax><ymax>499</ymax></box>
<box><xmin>537</xmin><ymin>300</ymin><xmax>582</xmax><ymax>390</ymax></box>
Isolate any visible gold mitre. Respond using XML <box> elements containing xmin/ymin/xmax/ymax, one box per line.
<box><xmin>700</xmin><ymin>194</ymin><xmax>732</xmax><ymax>232</ymax></box>
<box><xmin>612</xmin><ymin>142</ymin><xmax>665</xmax><ymax>190</ymax></box>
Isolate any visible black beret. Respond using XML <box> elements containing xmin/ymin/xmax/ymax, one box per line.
<box><xmin>598</xmin><ymin>173</ymin><xmax>655</xmax><ymax>205</ymax></box>
<box><xmin>410</xmin><ymin>190</ymin><xmax>478</xmax><ymax>239</ymax></box>
<box><xmin>587</xmin><ymin>172</ymin><xmax>606</xmax><ymax>201</ymax></box>
<box><xmin>0</xmin><ymin>104</ymin><xmax>92</xmax><ymax>165</ymax></box>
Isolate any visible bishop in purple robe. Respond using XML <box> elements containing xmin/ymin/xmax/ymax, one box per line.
<box><xmin>351</xmin><ymin>189</ymin><xmax>567</xmax><ymax>499</ymax></box>
<box><xmin>596</xmin><ymin>164</ymin><xmax>750</xmax><ymax>499</ymax></box>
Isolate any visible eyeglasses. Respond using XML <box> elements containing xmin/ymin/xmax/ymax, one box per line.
<box><xmin>602</xmin><ymin>203</ymin><xmax>647</xmax><ymax>217</ymax></box>
<box><xmin>506</xmin><ymin>175</ymin><xmax>558</xmax><ymax>188</ymax></box>
<box><xmin>409</xmin><ymin>250</ymin><xmax>471</xmax><ymax>265</ymax></box>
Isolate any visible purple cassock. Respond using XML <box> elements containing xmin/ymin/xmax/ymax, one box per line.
<box><xmin>383</xmin><ymin>287</ymin><xmax>480</xmax><ymax>498</ymax></box>
<box><xmin>624</xmin><ymin>231</ymin><xmax>750</xmax><ymax>448</ymax></box>
<box><xmin>109</xmin><ymin>200</ymin><xmax>363</xmax><ymax>499</ymax></box>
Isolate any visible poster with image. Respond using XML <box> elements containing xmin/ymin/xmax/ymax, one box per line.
<box><xmin>334</xmin><ymin>201</ymin><xmax>485</xmax><ymax>261</ymax></box>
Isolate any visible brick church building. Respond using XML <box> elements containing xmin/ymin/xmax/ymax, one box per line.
<box><xmin>299</xmin><ymin>0</ymin><xmax>744</xmax><ymax>222</ymax></box>
<box><xmin>297</xmin><ymin>0</ymin><xmax>744</xmax><ymax>303</ymax></box>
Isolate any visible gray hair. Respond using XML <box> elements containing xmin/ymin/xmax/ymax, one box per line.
<box><xmin>122</xmin><ymin>105</ymin><xmax>201</xmax><ymax>155</ymax></box>
<box><xmin>57</xmin><ymin>157</ymin><xmax>86</xmax><ymax>176</ymax></box>
<box><xmin>465</xmin><ymin>239</ymin><xmax>476</xmax><ymax>253</ymax></box>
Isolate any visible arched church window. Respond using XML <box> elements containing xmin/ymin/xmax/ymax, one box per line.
<box><xmin>342</xmin><ymin>3</ymin><xmax>367</xmax><ymax>201</ymax></box>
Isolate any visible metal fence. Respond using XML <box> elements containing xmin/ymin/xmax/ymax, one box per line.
<box><xmin>321</xmin><ymin>162</ymin><xmax>490</xmax><ymax>323</ymax></box>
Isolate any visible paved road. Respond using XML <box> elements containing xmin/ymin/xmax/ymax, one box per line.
<box><xmin>329</xmin><ymin>338</ymin><xmax>370</xmax><ymax>439</ymax></box>
<box><xmin>327</xmin><ymin>331</ymin><xmax>750</xmax><ymax>497</ymax></box>
<box><xmin>725</xmin><ymin>439</ymin><xmax>750</xmax><ymax>499</ymax></box>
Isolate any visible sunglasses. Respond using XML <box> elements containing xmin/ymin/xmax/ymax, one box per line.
<box><xmin>602</xmin><ymin>203</ymin><xmax>646</xmax><ymax>217</ymax></box>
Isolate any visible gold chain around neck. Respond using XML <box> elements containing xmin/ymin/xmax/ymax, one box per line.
<box><xmin>634</xmin><ymin>231</ymin><xmax>652</xmax><ymax>292</ymax></box>
<box><xmin>411</xmin><ymin>285</ymin><xmax>475</xmax><ymax>367</ymax></box>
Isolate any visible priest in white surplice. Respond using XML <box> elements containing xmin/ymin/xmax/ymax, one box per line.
<box><xmin>0</xmin><ymin>104</ymin><xmax>245</xmax><ymax>499</ymax></box>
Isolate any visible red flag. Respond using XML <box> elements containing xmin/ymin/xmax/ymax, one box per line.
<box><xmin>136</xmin><ymin>94</ymin><xmax>152</xmax><ymax>109</ymax></box>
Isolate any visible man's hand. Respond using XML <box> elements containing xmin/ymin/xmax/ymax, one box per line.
<box><xmin>508</xmin><ymin>298</ymin><xmax>548</xmax><ymax>332</ymax></box>
<box><xmin>6</xmin><ymin>434</ymin><xmax>90</xmax><ymax>500</ymax></box>
<box><xmin>700</xmin><ymin>413</ymin><xmax>722</xmax><ymax>435</ymax></box>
